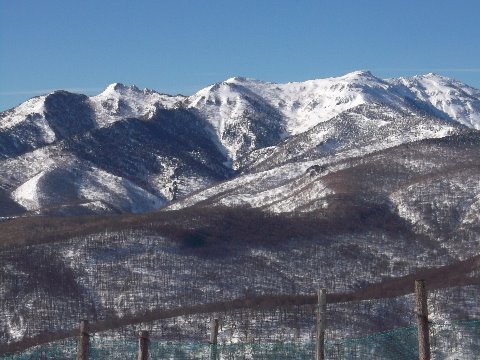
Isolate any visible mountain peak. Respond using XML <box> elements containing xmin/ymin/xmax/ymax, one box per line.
<box><xmin>106</xmin><ymin>82</ymin><xmax>126</xmax><ymax>91</ymax></box>
<box><xmin>104</xmin><ymin>83</ymin><xmax>141</xmax><ymax>94</ymax></box>
<box><xmin>341</xmin><ymin>70</ymin><xmax>376</xmax><ymax>79</ymax></box>
<box><xmin>419</xmin><ymin>72</ymin><xmax>450</xmax><ymax>81</ymax></box>
<box><xmin>334</xmin><ymin>70</ymin><xmax>385</xmax><ymax>87</ymax></box>
<box><xmin>222</xmin><ymin>76</ymin><xmax>271</xmax><ymax>88</ymax></box>
<box><xmin>350</xmin><ymin>70</ymin><xmax>373</xmax><ymax>76</ymax></box>
<box><xmin>225</xmin><ymin>76</ymin><xmax>248</xmax><ymax>83</ymax></box>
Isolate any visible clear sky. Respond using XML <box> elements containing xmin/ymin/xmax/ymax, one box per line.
<box><xmin>1</xmin><ymin>0</ymin><xmax>480</xmax><ymax>111</ymax></box>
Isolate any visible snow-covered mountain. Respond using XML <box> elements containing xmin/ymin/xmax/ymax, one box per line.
<box><xmin>90</xmin><ymin>83</ymin><xmax>185</xmax><ymax>127</ymax></box>
<box><xmin>389</xmin><ymin>73</ymin><xmax>480</xmax><ymax>129</ymax></box>
<box><xmin>2</xmin><ymin>71</ymin><xmax>480</xmax><ymax>355</ymax></box>
<box><xmin>1</xmin><ymin>71</ymin><xmax>479</xmax><ymax>216</ymax></box>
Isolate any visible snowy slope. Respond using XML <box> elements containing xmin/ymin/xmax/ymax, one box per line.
<box><xmin>0</xmin><ymin>71</ymin><xmax>479</xmax><ymax>216</ymax></box>
<box><xmin>0</xmin><ymin>111</ymin><xmax>231</xmax><ymax>215</ymax></box>
<box><xmin>187</xmin><ymin>71</ymin><xmax>427</xmax><ymax>160</ymax></box>
<box><xmin>186</xmin><ymin>80</ymin><xmax>286</xmax><ymax>161</ymax></box>
<box><xmin>0</xmin><ymin>95</ymin><xmax>55</xmax><ymax>158</ymax></box>
<box><xmin>184</xmin><ymin>71</ymin><xmax>480</xmax><ymax>163</ymax></box>
<box><xmin>169</xmin><ymin>132</ymin><xmax>480</xmax><ymax>245</ymax></box>
<box><xmin>388</xmin><ymin>73</ymin><xmax>480</xmax><ymax>129</ymax></box>
<box><xmin>0</xmin><ymin>84</ymin><xmax>186</xmax><ymax>159</ymax></box>
<box><xmin>236</xmin><ymin>102</ymin><xmax>461</xmax><ymax>172</ymax></box>
<box><xmin>2</xmin><ymin>72</ymin><xmax>480</xmax><ymax>356</ymax></box>
<box><xmin>168</xmin><ymin>102</ymin><xmax>463</xmax><ymax>213</ymax></box>
<box><xmin>219</xmin><ymin>71</ymin><xmax>415</xmax><ymax>134</ymax></box>
<box><xmin>90</xmin><ymin>83</ymin><xmax>185</xmax><ymax>127</ymax></box>
<box><xmin>0</xmin><ymin>96</ymin><xmax>49</xmax><ymax>131</ymax></box>
<box><xmin>12</xmin><ymin>164</ymin><xmax>165</xmax><ymax>214</ymax></box>
<box><xmin>0</xmin><ymin>87</ymin><xmax>227</xmax><ymax>215</ymax></box>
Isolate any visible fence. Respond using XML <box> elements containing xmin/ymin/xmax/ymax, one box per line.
<box><xmin>2</xmin><ymin>320</ymin><xmax>479</xmax><ymax>359</ymax></box>
<box><xmin>1</xmin><ymin>281</ymin><xmax>479</xmax><ymax>359</ymax></box>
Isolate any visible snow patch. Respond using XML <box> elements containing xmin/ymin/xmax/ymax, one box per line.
<box><xmin>11</xmin><ymin>171</ymin><xmax>46</xmax><ymax>210</ymax></box>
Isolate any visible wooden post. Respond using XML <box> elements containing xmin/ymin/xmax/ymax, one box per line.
<box><xmin>415</xmin><ymin>280</ymin><xmax>431</xmax><ymax>360</ymax></box>
<box><xmin>77</xmin><ymin>320</ymin><xmax>89</xmax><ymax>360</ymax></box>
<box><xmin>209</xmin><ymin>318</ymin><xmax>219</xmax><ymax>360</ymax></box>
<box><xmin>316</xmin><ymin>289</ymin><xmax>327</xmax><ymax>360</ymax></box>
<box><xmin>137</xmin><ymin>330</ymin><xmax>149</xmax><ymax>360</ymax></box>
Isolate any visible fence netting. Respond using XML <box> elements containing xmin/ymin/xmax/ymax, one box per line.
<box><xmin>1</xmin><ymin>319</ymin><xmax>479</xmax><ymax>359</ymax></box>
<box><xmin>2</xmin><ymin>284</ymin><xmax>480</xmax><ymax>359</ymax></box>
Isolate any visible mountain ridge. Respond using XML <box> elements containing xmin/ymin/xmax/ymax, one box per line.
<box><xmin>1</xmin><ymin>71</ymin><xmax>479</xmax><ymax>217</ymax></box>
<box><xmin>1</xmin><ymin>71</ymin><xmax>480</xmax><ymax>357</ymax></box>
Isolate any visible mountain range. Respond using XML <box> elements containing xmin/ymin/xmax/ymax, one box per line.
<box><xmin>1</xmin><ymin>71</ymin><xmax>480</xmax><ymax>352</ymax></box>
<box><xmin>1</xmin><ymin>70</ymin><xmax>479</xmax><ymax>218</ymax></box>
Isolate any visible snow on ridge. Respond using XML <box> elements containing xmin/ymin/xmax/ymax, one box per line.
<box><xmin>188</xmin><ymin>70</ymin><xmax>419</xmax><ymax>141</ymax></box>
<box><xmin>0</xmin><ymin>95</ymin><xmax>47</xmax><ymax>130</ymax></box>
<box><xmin>4</xmin><ymin>71</ymin><xmax>480</xmax><ymax>134</ymax></box>
<box><xmin>388</xmin><ymin>74</ymin><xmax>480</xmax><ymax>129</ymax></box>
<box><xmin>187</xmin><ymin>81</ymin><xmax>250</xmax><ymax>127</ymax></box>
<box><xmin>4</xmin><ymin>71</ymin><xmax>479</xmax><ymax>147</ymax></box>
<box><xmin>90</xmin><ymin>83</ymin><xmax>186</xmax><ymax>127</ymax></box>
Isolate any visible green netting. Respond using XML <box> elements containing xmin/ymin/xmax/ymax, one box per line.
<box><xmin>430</xmin><ymin>319</ymin><xmax>480</xmax><ymax>359</ymax></box>
<box><xmin>324</xmin><ymin>320</ymin><xmax>480</xmax><ymax>359</ymax></box>
<box><xmin>151</xmin><ymin>342</ymin><xmax>312</xmax><ymax>360</ymax></box>
<box><xmin>2</xmin><ymin>320</ymin><xmax>479</xmax><ymax>359</ymax></box>
<box><xmin>89</xmin><ymin>341</ymin><xmax>315</xmax><ymax>359</ymax></box>
<box><xmin>0</xmin><ymin>338</ymin><xmax>77</xmax><ymax>359</ymax></box>
<box><xmin>325</xmin><ymin>326</ymin><xmax>418</xmax><ymax>359</ymax></box>
<box><xmin>89</xmin><ymin>336</ymin><xmax>137</xmax><ymax>359</ymax></box>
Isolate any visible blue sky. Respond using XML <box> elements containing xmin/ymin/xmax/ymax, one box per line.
<box><xmin>1</xmin><ymin>0</ymin><xmax>479</xmax><ymax>111</ymax></box>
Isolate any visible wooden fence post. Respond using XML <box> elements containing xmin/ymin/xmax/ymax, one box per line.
<box><xmin>316</xmin><ymin>289</ymin><xmax>327</xmax><ymax>360</ymax></box>
<box><xmin>77</xmin><ymin>320</ymin><xmax>89</xmax><ymax>360</ymax></box>
<box><xmin>209</xmin><ymin>318</ymin><xmax>219</xmax><ymax>360</ymax></box>
<box><xmin>415</xmin><ymin>280</ymin><xmax>431</xmax><ymax>360</ymax></box>
<box><xmin>137</xmin><ymin>330</ymin><xmax>149</xmax><ymax>360</ymax></box>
